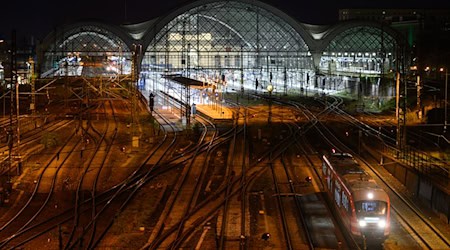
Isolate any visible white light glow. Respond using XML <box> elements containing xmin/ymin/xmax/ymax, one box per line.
<box><xmin>367</xmin><ymin>192</ymin><xmax>374</xmax><ymax>199</ymax></box>
<box><xmin>359</xmin><ymin>220</ymin><xmax>367</xmax><ymax>227</ymax></box>
<box><xmin>168</xmin><ymin>33</ymin><xmax>213</xmax><ymax>41</ymax></box>
<box><xmin>378</xmin><ymin>220</ymin><xmax>386</xmax><ymax>228</ymax></box>
<box><xmin>169</xmin><ymin>33</ymin><xmax>182</xmax><ymax>41</ymax></box>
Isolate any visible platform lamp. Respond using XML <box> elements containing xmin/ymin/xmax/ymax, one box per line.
<box><xmin>267</xmin><ymin>83</ymin><xmax>273</xmax><ymax>124</ymax></box>
<box><xmin>267</xmin><ymin>83</ymin><xmax>273</xmax><ymax>95</ymax></box>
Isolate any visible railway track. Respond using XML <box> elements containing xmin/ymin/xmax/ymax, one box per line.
<box><xmin>65</xmin><ymin>91</ymin><xmax>182</xmax><ymax>249</ymax></box>
<box><xmin>1</xmin><ymin>83</ymin><xmax>236</xmax><ymax>248</ymax></box>
<box><xmin>299</xmin><ymin>96</ymin><xmax>450</xmax><ymax>249</ymax></box>
<box><xmin>5</xmin><ymin>83</ymin><xmax>448</xmax><ymax>250</ymax></box>
<box><xmin>0</xmin><ymin>119</ymin><xmax>75</xmax><ymax>174</ymax></box>
<box><xmin>145</xmin><ymin>115</ymin><xmax>217</xmax><ymax>249</ymax></box>
<box><xmin>0</xmin><ymin>126</ymin><xmax>81</xmax><ymax>247</ymax></box>
<box><xmin>243</xmin><ymin>94</ymin><xmax>361</xmax><ymax>249</ymax></box>
<box><xmin>262</xmin><ymin>100</ymin><xmax>354</xmax><ymax>249</ymax></box>
<box><xmin>63</xmin><ymin>99</ymin><xmax>117</xmax><ymax>249</ymax></box>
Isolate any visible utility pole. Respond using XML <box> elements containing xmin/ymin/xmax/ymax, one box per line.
<box><xmin>358</xmin><ymin>69</ymin><xmax>363</xmax><ymax>108</ymax></box>
<box><xmin>8</xmin><ymin>30</ymin><xmax>17</xmax><ymax>182</ymax></box>
<box><xmin>417</xmin><ymin>75</ymin><xmax>422</xmax><ymax>120</ymax></box>
<box><xmin>118</xmin><ymin>43</ymin><xmax>122</xmax><ymax>87</ymax></box>
<box><xmin>29</xmin><ymin>57</ymin><xmax>36</xmax><ymax>118</ymax></box>
<box><xmin>445</xmin><ymin>68</ymin><xmax>448</xmax><ymax>133</ymax></box>
<box><xmin>267</xmin><ymin>84</ymin><xmax>273</xmax><ymax>124</ymax></box>
<box><xmin>64</xmin><ymin>58</ymin><xmax>68</xmax><ymax>108</ymax></box>
<box><xmin>396</xmin><ymin>45</ymin><xmax>407</xmax><ymax>155</ymax></box>
<box><xmin>131</xmin><ymin>44</ymin><xmax>141</xmax><ymax>149</ymax></box>
<box><xmin>180</xmin><ymin>20</ymin><xmax>185</xmax><ymax>123</ymax></box>
<box><xmin>240</xmin><ymin>45</ymin><xmax>244</xmax><ymax>94</ymax></box>
<box><xmin>438</xmin><ymin>67</ymin><xmax>448</xmax><ymax>133</ymax></box>
<box><xmin>131</xmin><ymin>44</ymin><xmax>137</xmax><ymax>130</ymax></box>
<box><xmin>186</xmin><ymin>83</ymin><xmax>190</xmax><ymax>126</ymax></box>
<box><xmin>283</xmin><ymin>66</ymin><xmax>287</xmax><ymax>96</ymax></box>
<box><xmin>16</xmin><ymin>64</ymin><xmax>20</xmax><ymax>146</ymax></box>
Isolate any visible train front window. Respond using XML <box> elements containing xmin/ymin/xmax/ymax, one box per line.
<box><xmin>355</xmin><ymin>201</ymin><xmax>387</xmax><ymax>216</ymax></box>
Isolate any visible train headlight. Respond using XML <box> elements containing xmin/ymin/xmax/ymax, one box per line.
<box><xmin>367</xmin><ymin>192</ymin><xmax>374</xmax><ymax>199</ymax></box>
<box><xmin>378</xmin><ymin>220</ymin><xmax>386</xmax><ymax>228</ymax></box>
<box><xmin>358</xmin><ymin>220</ymin><xmax>367</xmax><ymax>227</ymax></box>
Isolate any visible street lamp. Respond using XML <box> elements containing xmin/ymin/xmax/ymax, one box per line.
<box><xmin>267</xmin><ymin>84</ymin><xmax>273</xmax><ymax>95</ymax></box>
<box><xmin>440</xmin><ymin>67</ymin><xmax>448</xmax><ymax>133</ymax></box>
<box><xmin>267</xmin><ymin>84</ymin><xmax>273</xmax><ymax>124</ymax></box>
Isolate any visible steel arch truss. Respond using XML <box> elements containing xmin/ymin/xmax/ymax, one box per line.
<box><xmin>321</xmin><ymin>26</ymin><xmax>397</xmax><ymax>76</ymax></box>
<box><xmin>42</xmin><ymin>25</ymin><xmax>132</xmax><ymax>77</ymax></box>
<box><xmin>143</xmin><ymin>0</ymin><xmax>313</xmax><ymax>94</ymax></box>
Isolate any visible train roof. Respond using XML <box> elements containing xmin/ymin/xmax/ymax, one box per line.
<box><xmin>325</xmin><ymin>153</ymin><xmax>363</xmax><ymax>176</ymax></box>
<box><xmin>324</xmin><ymin>153</ymin><xmax>387</xmax><ymax>200</ymax></box>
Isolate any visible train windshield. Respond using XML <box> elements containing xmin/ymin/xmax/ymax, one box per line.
<box><xmin>355</xmin><ymin>201</ymin><xmax>387</xmax><ymax>216</ymax></box>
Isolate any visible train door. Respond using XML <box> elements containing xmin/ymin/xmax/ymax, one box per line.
<box><xmin>328</xmin><ymin>172</ymin><xmax>332</xmax><ymax>190</ymax></box>
<box><xmin>334</xmin><ymin>181</ymin><xmax>341</xmax><ymax>207</ymax></box>
<box><xmin>341</xmin><ymin>190</ymin><xmax>353</xmax><ymax>229</ymax></box>
<box><xmin>322</xmin><ymin>161</ymin><xmax>327</xmax><ymax>176</ymax></box>
<box><xmin>322</xmin><ymin>161</ymin><xmax>332</xmax><ymax>190</ymax></box>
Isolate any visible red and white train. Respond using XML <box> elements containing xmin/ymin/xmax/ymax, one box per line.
<box><xmin>322</xmin><ymin>152</ymin><xmax>390</xmax><ymax>242</ymax></box>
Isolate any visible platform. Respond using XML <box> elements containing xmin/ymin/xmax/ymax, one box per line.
<box><xmin>148</xmin><ymin>100</ymin><xmax>233</xmax><ymax>132</ymax></box>
<box><xmin>195</xmin><ymin>104</ymin><xmax>233</xmax><ymax>121</ymax></box>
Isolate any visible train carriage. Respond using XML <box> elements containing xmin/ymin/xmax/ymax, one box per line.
<box><xmin>322</xmin><ymin>152</ymin><xmax>390</xmax><ymax>242</ymax></box>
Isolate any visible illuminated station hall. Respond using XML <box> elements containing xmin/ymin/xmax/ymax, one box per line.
<box><xmin>38</xmin><ymin>0</ymin><xmax>403</xmax><ymax>118</ymax></box>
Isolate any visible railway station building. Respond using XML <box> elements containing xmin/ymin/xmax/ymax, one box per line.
<box><xmin>38</xmin><ymin>0</ymin><xmax>404</xmax><ymax>99</ymax></box>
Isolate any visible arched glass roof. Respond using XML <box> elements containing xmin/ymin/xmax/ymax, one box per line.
<box><xmin>38</xmin><ymin>1</ymin><xmax>406</xmax><ymax>90</ymax></box>
<box><xmin>141</xmin><ymin>0</ymin><xmax>315</xmax><ymax>96</ymax></box>
<box><xmin>148</xmin><ymin>1</ymin><xmax>309</xmax><ymax>53</ymax></box>
<box><xmin>325</xmin><ymin>26</ymin><xmax>396</xmax><ymax>53</ymax></box>
<box><xmin>48</xmin><ymin>25</ymin><xmax>130</xmax><ymax>54</ymax></box>
<box><xmin>42</xmin><ymin>25</ymin><xmax>132</xmax><ymax>77</ymax></box>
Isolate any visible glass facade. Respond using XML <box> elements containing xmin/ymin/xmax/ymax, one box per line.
<box><xmin>321</xmin><ymin>26</ymin><xmax>396</xmax><ymax>76</ymax></box>
<box><xmin>42</xmin><ymin>25</ymin><xmax>132</xmax><ymax>77</ymax></box>
<box><xmin>39</xmin><ymin>1</ymin><xmax>403</xmax><ymax>102</ymax></box>
<box><xmin>142</xmin><ymin>1</ymin><xmax>313</xmax><ymax>95</ymax></box>
<box><xmin>316</xmin><ymin>26</ymin><xmax>398</xmax><ymax>102</ymax></box>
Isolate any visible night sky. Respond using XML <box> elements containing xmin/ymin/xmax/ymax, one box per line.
<box><xmin>1</xmin><ymin>0</ymin><xmax>449</xmax><ymax>41</ymax></box>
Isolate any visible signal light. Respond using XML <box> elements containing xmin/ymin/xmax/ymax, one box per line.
<box><xmin>305</xmin><ymin>176</ymin><xmax>312</xmax><ymax>183</ymax></box>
